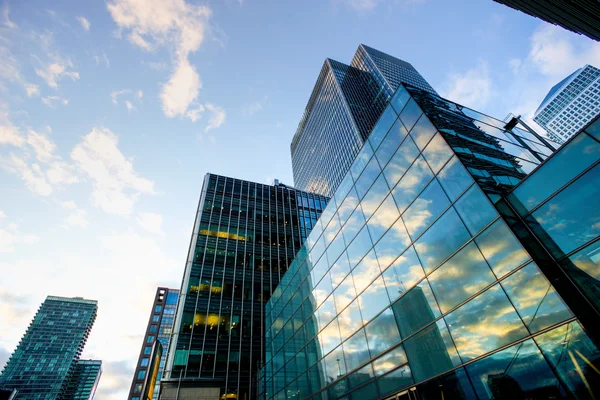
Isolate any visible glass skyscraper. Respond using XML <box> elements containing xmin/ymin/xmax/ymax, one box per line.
<box><xmin>534</xmin><ymin>64</ymin><xmax>600</xmax><ymax>144</ymax></box>
<box><xmin>129</xmin><ymin>287</ymin><xmax>179</xmax><ymax>400</ymax></box>
<box><xmin>160</xmin><ymin>174</ymin><xmax>328</xmax><ymax>400</ymax></box>
<box><xmin>65</xmin><ymin>360</ymin><xmax>102</xmax><ymax>400</ymax></box>
<box><xmin>260</xmin><ymin>83</ymin><xmax>600</xmax><ymax>400</ymax></box>
<box><xmin>0</xmin><ymin>296</ymin><xmax>98</xmax><ymax>399</ymax></box>
<box><xmin>291</xmin><ymin>45</ymin><xmax>435</xmax><ymax>198</ymax></box>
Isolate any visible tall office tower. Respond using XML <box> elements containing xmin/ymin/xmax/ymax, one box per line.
<box><xmin>64</xmin><ymin>360</ymin><xmax>102</xmax><ymax>400</ymax></box>
<box><xmin>0</xmin><ymin>296</ymin><xmax>98</xmax><ymax>399</ymax></box>
<box><xmin>534</xmin><ymin>64</ymin><xmax>600</xmax><ymax>144</ymax></box>
<box><xmin>160</xmin><ymin>174</ymin><xmax>328</xmax><ymax>400</ymax></box>
<box><xmin>493</xmin><ymin>0</ymin><xmax>600</xmax><ymax>42</ymax></box>
<box><xmin>128</xmin><ymin>288</ymin><xmax>179</xmax><ymax>400</ymax></box>
<box><xmin>291</xmin><ymin>45</ymin><xmax>434</xmax><ymax>198</ymax></box>
<box><xmin>261</xmin><ymin>83</ymin><xmax>600</xmax><ymax>400</ymax></box>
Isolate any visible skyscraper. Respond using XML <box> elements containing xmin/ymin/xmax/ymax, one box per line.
<box><xmin>0</xmin><ymin>296</ymin><xmax>98</xmax><ymax>399</ymax></box>
<box><xmin>160</xmin><ymin>175</ymin><xmax>328</xmax><ymax>399</ymax></box>
<box><xmin>534</xmin><ymin>64</ymin><xmax>600</xmax><ymax>143</ymax></box>
<box><xmin>291</xmin><ymin>45</ymin><xmax>434</xmax><ymax>197</ymax></box>
<box><xmin>493</xmin><ymin>0</ymin><xmax>600</xmax><ymax>42</ymax></box>
<box><xmin>129</xmin><ymin>288</ymin><xmax>179</xmax><ymax>400</ymax></box>
<box><xmin>261</xmin><ymin>83</ymin><xmax>600</xmax><ymax>399</ymax></box>
<box><xmin>64</xmin><ymin>360</ymin><xmax>102</xmax><ymax>400</ymax></box>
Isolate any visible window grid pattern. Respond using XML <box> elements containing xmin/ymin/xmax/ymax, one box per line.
<box><xmin>65</xmin><ymin>360</ymin><xmax>102</xmax><ymax>400</ymax></box>
<box><xmin>261</xmin><ymin>86</ymin><xmax>598</xmax><ymax>400</ymax></box>
<box><xmin>164</xmin><ymin>174</ymin><xmax>327</xmax><ymax>399</ymax></box>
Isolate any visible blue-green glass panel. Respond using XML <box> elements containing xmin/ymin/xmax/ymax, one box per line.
<box><xmin>338</xmin><ymin>300</ymin><xmax>362</xmax><ymax>339</ymax></box>
<box><xmin>391</xmin><ymin>280</ymin><xmax>441</xmax><ymax>339</ymax></box>
<box><xmin>445</xmin><ymin>284</ymin><xmax>528</xmax><ymax>362</ymax></box>
<box><xmin>342</xmin><ymin>329</ymin><xmax>371</xmax><ymax>371</ymax></box>
<box><xmin>329</xmin><ymin>250</ymin><xmax>351</xmax><ymax>289</ymax></box>
<box><xmin>366</xmin><ymin>195</ymin><xmax>400</xmax><ymax>244</ymax></box>
<box><xmin>352</xmin><ymin>249</ymin><xmax>380</xmax><ymax>294</ymax></box>
<box><xmin>403</xmin><ymin>179</ymin><xmax>451</xmax><ymax>240</ymax></box>
<box><xmin>454</xmin><ymin>184</ymin><xmax>498</xmax><ymax>236</ymax></box>
<box><xmin>399</xmin><ymin>98</ymin><xmax>422</xmax><ymax>132</ymax></box>
<box><xmin>369</xmin><ymin>107</ymin><xmax>399</xmax><ymax>151</ymax></box>
<box><xmin>372</xmin><ymin>345</ymin><xmax>408</xmax><ymax>376</ymax></box>
<box><xmin>360</xmin><ymin>174</ymin><xmax>390</xmax><ymax>220</ymax></box>
<box><xmin>358</xmin><ymin>276</ymin><xmax>390</xmax><ymax>322</ymax></box>
<box><xmin>475</xmin><ymin>219</ymin><xmax>530</xmax><ymax>278</ymax></box>
<box><xmin>414</xmin><ymin>207</ymin><xmax>471</xmax><ymax>273</ymax></box>
<box><xmin>381</xmin><ymin>246</ymin><xmax>425</xmax><ymax>302</ymax></box>
<box><xmin>338</xmin><ymin>186</ymin><xmax>359</xmax><ymax>226</ymax></box>
<box><xmin>375</xmin><ymin>118</ymin><xmax>408</xmax><ymax>168</ymax></box>
<box><xmin>586</xmin><ymin>118</ymin><xmax>600</xmax><ymax>141</ymax></box>
<box><xmin>382</xmin><ymin>136</ymin><xmax>420</xmax><ymax>189</ymax></box>
<box><xmin>465</xmin><ymin>339</ymin><xmax>563</xmax><ymax>399</ymax></box>
<box><xmin>333</xmin><ymin>274</ymin><xmax>357</xmax><ymax>312</ymax></box>
<box><xmin>390</xmin><ymin>85</ymin><xmax>410</xmax><ymax>114</ymax></box>
<box><xmin>437</xmin><ymin>156</ymin><xmax>473</xmax><ymax>202</ymax></box>
<box><xmin>561</xmin><ymin>239</ymin><xmax>600</xmax><ymax>313</ymax></box>
<box><xmin>392</xmin><ymin>156</ymin><xmax>434</xmax><ymax>213</ymax></box>
<box><xmin>501</xmin><ymin>262</ymin><xmax>572</xmax><ymax>333</ymax></box>
<box><xmin>341</xmin><ymin>206</ymin><xmax>366</xmax><ymax>246</ymax></box>
<box><xmin>350</xmin><ymin>142</ymin><xmax>374</xmax><ymax>182</ymax></box>
<box><xmin>373</xmin><ymin>217</ymin><xmax>411</xmax><ymax>271</ymax></box>
<box><xmin>422</xmin><ymin>133</ymin><xmax>453</xmax><ymax>174</ymax></box>
<box><xmin>428</xmin><ymin>242</ymin><xmax>496</xmax><ymax>313</ymax></box>
<box><xmin>355</xmin><ymin>157</ymin><xmax>382</xmax><ymax>200</ymax></box>
<box><xmin>377</xmin><ymin>365</ymin><xmax>413</xmax><ymax>397</ymax></box>
<box><xmin>364</xmin><ymin>308</ymin><xmax>401</xmax><ymax>358</ymax></box>
<box><xmin>410</xmin><ymin>114</ymin><xmax>437</xmax><ymax>150</ymax></box>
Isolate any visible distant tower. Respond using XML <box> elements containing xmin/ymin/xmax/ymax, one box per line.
<box><xmin>0</xmin><ymin>296</ymin><xmax>98</xmax><ymax>399</ymax></box>
<box><xmin>534</xmin><ymin>65</ymin><xmax>600</xmax><ymax>144</ymax></box>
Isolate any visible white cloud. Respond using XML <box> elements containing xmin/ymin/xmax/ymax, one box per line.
<box><xmin>25</xmin><ymin>84</ymin><xmax>39</xmax><ymax>97</ymax></box>
<box><xmin>2</xmin><ymin>3</ymin><xmax>16</xmax><ymax>29</ymax></box>
<box><xmin>111</xmin><ymin>89</ymin><xmax>130</xmax><ymax>104</ymax></box>
<box><xmin>46</xmin><ymin>161</ymin><xmax>79</xmax><ymax>185</ymax></box>
<box><xmin>71</xmin><ymin>127</ymin><xmax>155</xmax><ymax>216</ymax></box>
<box><xmin>26</xmin><ymin>130</ymin><xmax>57</xmax><ymax>162</ymax></box>
<box><xmin>41</xmin><ymin>95</ymin><xmax>68</xmax><ymax>108</ymax></box>
<box><xmin>61</xmin><ymin>200</ymin><xmax>77</xmax><ymax>209</ymax></box>
<box><xmin>442</xmin><ymin>60</ymin><xmax>492</xmax><ymax>109</ymax></box>
<box><xmin>76</xmin><ymin>16</ymin><xmax>91</xmax><ymax>31</ymax></box>
<box><xmin>111</xmin><ymin>89</ymin><xmax>142</xmax><ymax>111</ymax></box>
<box><xmin>103</xmin><ymin>53</ymin><xmax>110</xmax><ymax>67</ymax></box>
<box><xmin>204</xmin><ymin>103</ymin><xmax>226</xmax><ymax>132</ymax></box>
<box><xmin>5</xmin><ymin>154</ymin><xmax>54</xmax><ymax>196</ymax></box>
<box><xmin>0</xmin><ymin>113</ymin><xmax>24</xmax><ymax>147</ymax></box>
<box><xmin>36</xmin><ymin>62</ymin><xmax>79</xmax><ymax>88</ymax></box>
<box><xmin>0</xmin><ymin>222</ymin><xmax>39</xmax><ymax>253</ymax></box>
<box><xmin>185</xmin><ymin>104</ymin><xmax>205</xmax><ymax>122</ymax></box>
<box><xmin>66</xmin><ymin>209</ymin><xmax>88</xmax><ymax>228</ymax></box>
<box><xmin>107</xmin><ymin>0</ymin><xmax>212</xmax><ymax>118</ymax></box>
<box><xmin>241</xmin><ymin>101</ymin><xmax>262</xmax><ymax>116</ymax></box>
<box><xmin>136</xmin><ymin>212</ymin><xmax>163</xmax><ymax>235</ymax></box>
<box><xmin>125</xmin><ymin>100</ymin><xmax>134</xmax><ymax>111</ymax></box>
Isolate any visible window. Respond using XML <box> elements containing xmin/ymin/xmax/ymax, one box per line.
<box><xmin>150</xmin><ymin>325</ymin><xmax>157</xmax><ymax>333</ymax></box>
<box><xmin>143</xmin><ymin>346</ymin><xmax>152</xmax><ymax>355</ymax></box>
<box><xmin>152</xmin><ymin>315</ymin><xmax>160</xmax><ymax>323</ymax></box>
<box><xmin>155</xmin><ymin>305</ymin><xmax>162</xmax><ymax>313</ymax></box>
<box><xmin>140</xmin><ymin>358</ymin><xmax>149</xmax><ymax>367</ymax></box>
<box><xmin>137</xmin><ymin>369</ymin><xmax>146</xmax><ymax>379</ymax></box>
<box><xmin>146</xmin><ymin>336</ymin><xmax>155</xmax><ymax>343</ymax></box>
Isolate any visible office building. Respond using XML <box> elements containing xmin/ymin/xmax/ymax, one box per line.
<box><xmin>493</xmin><ymin>0</ymin><xmax>600</xmax><ymax>42</ymax></box>
<box><xmin>291</xmin><ymin>45</ymin><xmax>435</xmax><ymax>197</ymax></box>
<box><xmin>0</xmin><ymin>296</ymin><xmax>98</xmax><ymax>399</ymax></box>
<box><xmin>160</xmin><ymin>175</ymin><xmax>328</xmax><ymax>399</ymax></box>
<box><xmin>534</xmin><ymin>64</ymin><xmax>600</xmax><ymax>144</ymax></box>
<box><xmin>128</xmin><ymin>288</ymin><xmax>179</xmax><ymax>400</ymax></box>
<box><xmin>260</xmin><ymin>83</ymin><xmax>600</xmax><ymax>399</ymax></box>
<box><xmin>0</xmin><ymin>389</ymin><xmax>16</xmax><ymax>400</ymax></box>
<box><xmin>65</xmin><ymin>360</ymin><xmax>102</xmax><ymax>400</ymax></box>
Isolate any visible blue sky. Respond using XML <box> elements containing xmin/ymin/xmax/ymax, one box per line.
<box><xmin>1</xmin><ymin>0</ymin><xmax>599</xmax><ymax>398</ymax></box>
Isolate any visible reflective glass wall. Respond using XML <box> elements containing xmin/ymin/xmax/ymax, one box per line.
<box><xmin>261</xmin><ymin>85</ymin><xmax>600</xmax><ymax>400</ymax></box>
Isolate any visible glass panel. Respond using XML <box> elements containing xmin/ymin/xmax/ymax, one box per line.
<box><xmin>327</xmin><ymin>232</ymin><xmax>347</xmax><ymax>273</ymax></box>
<box><xmin>561</xmin><ymin>239</ymin><xmax>600</xmax><ymax>312</ymax></box>
<box><xmin>535</xmin><ymin>321</ymin><xmax>600</xmax><ymax>398</ymax></box>
<box><xmin>511</xmin><ymin>132</ymin><xmax>600</xmax><ymax>213</ymax></box>
<box><xmin>360</xmin><ymin>174</ymin><xmax>390</xmax><ymax>220</ymax></box>
<box><xmin>322</xmin><ymin>345</ymin><xmax>346</xmax><ymax>383</ymax></box>
<box><xmin>354</xmin><ymin>156</ymin><xmax>381</xmax><ymax>200</ymax></box>
<box><xmin>410</xmin><ymin>114</ymin><xmax>437</xmax><ymax>150</ymax></box>
<box><xmin>372</xmin><ymin>345</ymin><xmax>408</xmax><ymax>376</ymax></box>
<box><xmin>323</xmin><ymin>213</ymin><xmax>341</xmax><ymax>247</ymax></box>
<box><xmin>351</xmin><ymin>380</ymin><xmax>379</xmax><ymax>399</ymax></box>
<box><xmin>392</xmin><ymin>156</ymin><xmax>434</xmax><ymax>213</ymax></box>
<box><xmin>403</xmin><ymin>179</ymin><xmax>451</xmax><ymax>240</ymax></box>
<box><xmin>342</xmin><ymin>329</ymin><xmax>371</xmax><ymax>372</ymax></box>
<box><xmin>341</xmin><ymin>206</ymin><xmax>366</xmax><ymax>246</ymax></box>
<box><xmin>382</xmin><ymin>135</ymin><xmax>420</xmax><ymax>189</ymax></box>
<box><xmin>391</xmin><ymin>280</ymin><xmax>441</xmax><ymax>338</ymax></box>
<box><xmin>338</xmin><ymin>300</ymin><xmax>363</xmax><ymax>340</ymax></box>
<box><xmin>415</xmin><ymin>367</ymin><xmax>476</xmax><ymax>400</ymax></box>
<box><xmin>445</xmin><ymin>284</ymin><xmax>528</xmax><ymax>362</ymax></box>
<box><xmin>329</xmin><ymin>251</ymin><xmax>351</xmax><ymax>289</ymax></box>
<box><xmin>428</xmin><ymin>242</ymin><xmax>496</xmax><ymax>313</ymax></box>
<box><xmin>586</xmin><ymin>118</ymin><xmax>600</xmax><ymax>140</ymax></box>
<box><xmin>318</xmin><ymin>318</ymin><xmax>342</xmax><ymax>355</ymax></box>
<box><xmin>369</xmin><ymin>107</ymin><xmax>398</xmax><ymax>151</ymax></box>
<box><xmin>422</xmin><ymin>133</ymin><xmax>453</xmax><ymax>174</ymax></box>
<box><xmin>335</xmin><ymin>173</ymin><xmax>354</xmax><ymax>207</ymax></box>
<box><xmin>390</xmin><ymin>85</ymin><xmax>410</xmax><ymax>114</ymax></box>
<box><xmin>404</xmin><ymin>319</ymin><xmax>461</xmax><ymax>382</ymax></box>
<box><xmin>437</xmin><ymin>156</ymin><xmax>473</xmax><ymax>202</ymax></box>
<box><xmin>399</xmin><ymin>98</ymin><xmax>423</xmax><ymax>132</ymax></box>
<box><xmin>338</xmin><ymin>186</ymin><xmax>359</xmax><ymax>226</ymax></box>
<box><xmin>347</xmin><ymin>362</ymin><xmax>375</xmax><ymax>390</ymax></box>
<box><xmin>375</xmin><ymin>118</ymin><xmax>409</xmax><ymax>168</ymax></box>
<box><xmin>333</xmin><ymin>274</ymin><xmax>357</xmax><ymax>313</ymax></box>
<box><xmin>475</xmin><ymin>219</ymin><xmax>530</xmax><ymax>278</ymax></box>
<box><xmin>352</xmin><ymin>249</ymin><xmax>380</xmax><ymax>294</ymax></box>
<box><xmin>350</xmin><ymin>142</ymin><xmax>374</xmax><ymax>183</ymax></box>
<box><xmin>377</xmin><ymin>365</ymin><xmax>413</xmax><ymax>397</ymax></box>
<box><xmin>528</xmin><ymin>162</ymin><xmax>600</xmax><ymax>257</ymax></box>
<box><xmin>501</xmin><ymin>262</ymin><xmax>572</xmax><ymax>333</ymax></box>
<box><xmin>382</xmin><ymin>246</ymin><xmax>425</xmax><ymax>302</ymax></box>
<box><xmin>453</xmin><ymin>184</ymin><xmax>497</xmax><ymax>236</ymax></box>
<box><xmin>465</xmin><ymin>339</ymin><xmax>563</xmax><ymax>399</ymax></box>
<box><xmin>366</xmin><ymin>195</ymin><xmax>400</xmax><ymax>247</ymax></box>
<box><xmin>364</xmin><ymin>308</ymin><xmax>401</xmax><ymax>358</ymax></box>
<box><xmin>347</xmin><ymin>227</ymin><xmax>373</xmax><ymax>270</ymax></box>
<box><xmin>373</xmin><ymin>217</ymin><xmax>411</xmax><ymax>271</ymax></box>
<box><xmin>414</xmin><ymin>208</ymin><xmax>471</xmax><ymax>273</ymax></box>
<box><xmin>358</xmin><ymin>276</ymin><xmax>390</xmax><ymax>322</ymax></box>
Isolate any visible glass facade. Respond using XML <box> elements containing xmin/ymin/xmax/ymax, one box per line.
<box><xmin>291</xmin><ymin>45</ymin><xmax>435</xmax><ymax>198</ymax></box>
<box><xmin>65</xmin><ymin>360</ymin><xmax>102</xmax><ymax>400</ymax></box>
<box><xmin>161</xmin><ymin>174</ymin><xmax>328</xmax><ymax>399</ymax></box>
<box><xmin>129</xmin><ymin>287</ymin><xmax>179</xmax><ymax>400</ymax></box>
<box><xmin>0</xmin><ymin>296</ymin><xmax>98</xmax><ymax>399</ymax></box>
<box><xmin>260</xmin><ymin>85</ymin><xmax>600</xmax><ymax>400</ymax></box>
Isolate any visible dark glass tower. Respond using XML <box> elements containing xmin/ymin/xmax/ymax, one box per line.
<box><xmin>291</xmin><ymin>45</ymin><xmax>435</xmax><ymax>198</ymax></box>
<box><xmin>261</xmin><ymin>83</ymin><xmax>600</xmax><ymax>399</ymax></box>
<box><xmin>129</xmin><ymin>288</ymin><xmax>179</xmax><ymax>400</ymax></box>
<box><xmin>161</xmin><ymin>174</ymin><xmax>328</xmax><ymax>399</ymax></box>
<box><xmin>65</xmin><ymin>360</ymin><xmax>102</xmax><ymax>400</ymax></box>
<box><xmin>0</xmin><ymin>296</ymin><xmax>98</xmax><ymax>399</ymax></box>
<box><xmin>493</xmin><ymin>0</ymin><xmax>600</xmax><ymax>42</ymax></box>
